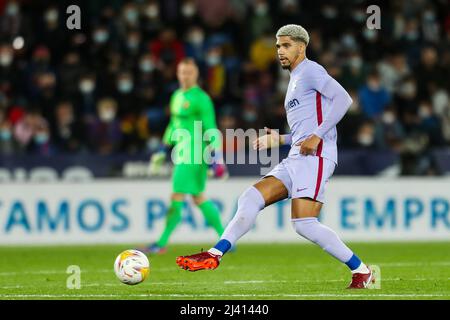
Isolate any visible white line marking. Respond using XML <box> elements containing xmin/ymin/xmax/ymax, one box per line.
<box><xmin>1</xmin><ymin>278</ymin><xmax>448</xmax><ymax>290</ymax></box>
<box><xmin>0</xmin><ymin>293</ymin><xmax>448</xmax><ymax>298</ymax></box>
<box><xmin>1</xmin><ymin>261</ymin><xmax>449</xmax><ymax>277</ymax></box>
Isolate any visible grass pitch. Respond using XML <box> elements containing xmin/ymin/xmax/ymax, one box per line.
<box><xmin>0</xmin><ymin>242</ymin><xmax>449</xmax><ymax>300</ymax></box>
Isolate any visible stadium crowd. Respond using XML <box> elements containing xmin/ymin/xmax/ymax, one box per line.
<box><xmin>0</xmin><ymin>0</ymin><xmax>449</xmax><ymax>174</ymax></box>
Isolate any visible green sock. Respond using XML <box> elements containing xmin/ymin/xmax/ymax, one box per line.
<box><xmin>199</xmin><ymin>200</ymin><xmax>224</xmax><ymax>236</ymax></box>
<box><xmin>157</xmin><ymin>200</ymin><xmax>184</xmax><ymax>247</ymax></box>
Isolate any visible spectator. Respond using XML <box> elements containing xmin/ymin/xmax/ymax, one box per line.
<box><xmin>415</xmin><ymin>46</ymin><xmax>446</xmax><ymax>100</ymax></box>
<box><xmin>13</xmin><ymin>109</ymin><xmax>47</xmax><ymax>152</ymax></box>
<box><xmin>27</xmin><ymin>119</ymin><xmax>53</xmax><ymax>156</ymax></box>
<box><xmin>51</xmin><ymin>101</ymin><xmax>85</xmax><ymax>154</ymax></box>
<box><xmin>340</xmin><ymin>51</ymin><xmax>369</xmax><ymax>91</ymax></box>
<box><xmin>114</xmin><ymin>71</ymin><xmax>139</xmax><ymax>117</ymax></box>
<box><xmin>354</xmin><ymin>121</ymin><xmax>377</xmax><ymax>149</ymax></box>
<box><xmin>417</xmin><ymin>100</ymin><xmax>445</xmax><ymax>147</ymax></box>
<box><xmin>87</xmin><ymin>97</ymin><xmax>122</xmax><ymax>155</ymax></box>
<box><xmin>0</xmin><ymin>0</ymin><xmax>447</xmax><ymax>167</ymax></box>
<box><xmin>249</xmin><ymin>30</ymin><xmax>277</xmax><ymax>71</ymax></box>
<box><xmin>0</xmin><ymin>109</ymin><xmax>17</xmax><ymax>155</ymax></box>
<box><xmin>149</xmin><ymin>28</ymin><xmax>185</xmax><ymax>70</ymax></box>
<box><xmin>358</xmin><ymin>71</ymin><xmax>391</xmax><ymax>119</ymax></box>
<box><xmin>75</xmin><ymin>73</ymin><xmax>98</xmax><ymax>120</ymax></box>
<box><xmin>58</xmin><ymin>51</ymin><xmax>84</xmax><ymax>100</ymax></box>
<box><xmin>374</xmin><ymin>106</ymin><xmax>405</xmax><ymax>151</ymax></box>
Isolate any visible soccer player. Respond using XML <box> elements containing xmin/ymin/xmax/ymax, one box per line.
<box><xmin>176</xmin><ymin>25</ymin><xmax>373</xmax><ymax>289</ymax></box>
<box><xmin>142</xmin><ymin>58</ymin><xmax>227</xmax><ymax>254</ymax></box>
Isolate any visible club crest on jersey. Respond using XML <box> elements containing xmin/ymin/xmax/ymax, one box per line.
<box><xmin>286</xmin><ymin>98</ymin><xmax>299</xmax><ymax>109</ymax></box>
<box><xmin>183</xmin><ymin>101</ymin><xmax>190</xmax><ymax>109</ymax></box>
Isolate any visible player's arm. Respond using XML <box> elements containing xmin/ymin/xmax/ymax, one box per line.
<box><xmin>298</xmin><ymin>68</ymin><xmax>353</xmax><ymax>155</ymax></box>
<box><xmin>199</xmin><ymin>93</ymin><xmax>227</xmax><ymax>178</ymax></box>
<box><xmin>312</xmin><ymin>77</ymin><xmax>353</xmax><ymax>139</ymax></box>
<box><xmin>253</xmin><ymin>127</ymin><xmax>291</xmax><ymax>150</ymax></box>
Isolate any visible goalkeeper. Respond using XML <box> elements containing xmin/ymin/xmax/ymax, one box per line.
<box><xmin>142</xmin><ymin>58</ymin><xmax>227</xmax><ymax>254</ymax></box>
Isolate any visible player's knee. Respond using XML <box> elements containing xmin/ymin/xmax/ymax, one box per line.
<box><xmin>237</xmin><ymin>186</ymin><xmax>265</xmax><ymax>211</ymax></box>
<box><xmin>192</xmin><ymin>196</ymin><xmax>205</xmax><ymax>206</ymax></box>
<box><xmin>232</xmin><ymin>187</ymin><xmax>265</xmax><ymax>222</ymax></box>
<box><xmin>292</xmin><ymin>218</ymin><xmax>319</xmax><ymax>243</ymax></box>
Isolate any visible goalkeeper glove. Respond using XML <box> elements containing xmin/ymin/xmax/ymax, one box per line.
<box><xmin>148</xmin><ymin>145</ymin><xmax>169</xmax><ymax>176</ymax></box>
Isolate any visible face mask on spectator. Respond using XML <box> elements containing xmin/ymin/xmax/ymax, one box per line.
<box><xmin>140</xmin><ymin>60</ymin><xmax>155</xmax><ymax>73</ymax></box>
<box><xmin>0</xmin><ymin>53</ymin><xmax>13</xmax><ymax>67</ymax></box>
<box><xmin>418</xmin><ymin>105</ymin><xmax>432</xmax><ymax>119</ymax></box>
<box><xmin>423</xmin><ymin>11</ymin><xmax>436</xmax><ymax>21</ymax></box>
<box><xmin>349</xmin><ymin>56</ymin><xmax>362</xmax><ymax>69</ymax></box>
<box><xmin>127</xmin><ymin>39</ymin><xmax>140</xmax><ymax>50</ymax></box>
<box><xmin>34</xmin><ymin>132</ymin><xmax>49</xmax><ymax>144</ymax></box>
<box><xmin>405</xmin><ymin>30</ymin><xmax>419</xmax><ymax>41</ymax></box>
<box><xmin>0</xmin><ymin>129</ymin><xmax>11</xmax><ymax>141</ymax></box>
<box><xmin>118</xmin><ymin>80</ymin><xmax>133</xmax><ymax>93</ymax></box>
<box><xmin>79</xmin><ymin>80</ymin><xmax>95</xmax><ymax>94</ymax></box>
<box><xmin>147</xmin><ymin>136</ymin><xmax>161</xmax><ymax>151</ymax></box>
<box><xmin>363</xmin><ymin>29</ymin><xmax>377</xmax><ymax>41</ymax></box>
<box><xmin>188</xmin><ymin>32</ymin><xmax>204</xmax><ymax>45</ymax></box>
<box><xmin>357</xmin><ymin>133</ymin><xmax>374</xmax><ymax>146</ymax></box>
<box><xmin>322</xmin><ymin>6</ymin><xmax>337</xmax><ymax>19</ymax></box>
<box><xmin>342</xmin><ymin>34</ymin><xmax>356</xmax><ymax>48</ymax></box>
<box><xmin>145</xmin><ymin>5</ymin><xmax>159</xmax><ymax>18</ymax></box>
<box><xmin>382</xmin><ymin>111</ymin><xmax>396</xmax><ymax>125</ymax></box>
<box><xmin>206</xmin><ymin>54</ymin><xmax>221</xmax><ymax>66</ymax></box>
<box><xmin>243</xmin><ymin>111</ymin><xmax>257</xmax><ymax>122</ymax></box>
<box><xmin>181</xmin><ymin>4</ymin><xmax>196</xmax><ymax>18</ymax></box>
<box><xmin>255</xmin><ymin>3</ymin><xmax>268</xmax><ymax>16</ymax></box>
<box><xmin>352</xmin><ymin>10</ymin><xmax>365</xmax><ymax>22</ymax></box>
<box><xmin>6</xmin><ymin>3</ymin><xmax>19</xmax><ymax>16</ymax></box>
<box><xmin>93</xmin><ymin>30</ymin><xmax>109</xmax><ymax>44</ymax></box>
<box><xmin>45</xmin><ymin>9</ymin><xmax>58</xmax><ymax>23</ymax></box>
<box><xmin>99</xmin><ymin>109</ymin><xmax>116</xmax><ymax>122</ymax></box>
<box><xmin>400</xmin><ymin>82</ymin><xmax>416</xmax><ymax>97</ymax></box>
<box><xmin>125</xmin><ymin>9</ymin><xmax>139</xmax><ymax>23</ymax></box>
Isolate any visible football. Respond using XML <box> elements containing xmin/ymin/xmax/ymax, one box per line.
<box><xmin>114</xmin><ymin>249</ymin><xmax>150</xmax><ymax>285</ymax></box>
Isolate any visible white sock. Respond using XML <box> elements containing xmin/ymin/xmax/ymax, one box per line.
<box><xmin>219</xmin><ymin>186</ymin><xmax>265</xmax><ymax>246</ymax></box>
<box><xmin>292</xmin><ymin>217</ymin><xmax>354</xmax><ymax>264</ymax></box>
<box><xmin>351</xmin><ymin>262</ymin><xmax>370</xmax><ymax>274</ymax></box>
<box><xmin>208</xmin><ymin>248</ymin><xmax>223</xmax><ymax>256</ymax></box>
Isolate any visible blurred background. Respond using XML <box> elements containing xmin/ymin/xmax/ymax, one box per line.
<box><xmin>0</xmin><ymin>0</ymin><xmax>449</xmax><ymax>180</ymax></box>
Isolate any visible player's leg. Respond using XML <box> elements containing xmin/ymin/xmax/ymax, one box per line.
<box><xmin>290</xmin><ymin>157</ymin><xmax>372</xmax><ymax>288</ymax></box>
<box><xmin>155</xmin><ymin>192</ymin><xmax>185</xmax><ymax>248</ymax></box>
<box><xmin>209</xmin><ymin>176</ymin><xmax>288</xmax><ymax>256</ymax></box>
<box><xmin>141</xmin><ymin>164</ymin><xmax>189</xmax><ymax>254</ymax></box>
<box><xmin>176</xmin><ymin>176</ymin><xmax>289</xmax><ymax>271</ymax></box>
<box><xmin>140</xmin><ymin>192</ymin><xmax>184</xmax><ymax>254</ymax></box>
<box><xmin>192</xmin><ymin>193</ymin><xmax>224</xmax><ymax>236</ymax></box>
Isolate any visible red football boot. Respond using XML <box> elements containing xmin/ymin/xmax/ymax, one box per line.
<box><xmin>176</xmin><ymin>251</ymin><xmax>220</xmax><ymax>272</ymax></box>
<box><xmin>347</xmin><ymin>266</ymin><xmax>374</xmax><ymax>289</ymax></box>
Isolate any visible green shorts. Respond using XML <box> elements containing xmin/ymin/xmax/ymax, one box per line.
<box><xmin>172</xmin><ymin>164</ymin><xmax>208</xmax><ymax>195</ymax></box>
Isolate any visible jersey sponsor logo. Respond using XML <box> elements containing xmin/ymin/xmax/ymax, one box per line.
<box><xmin>286</xmin><ymin>98</ymin><xmax>299</xmax><ymax>110</ymax></box>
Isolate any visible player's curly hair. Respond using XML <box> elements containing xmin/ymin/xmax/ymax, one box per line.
<box><xmin>276</xmin><ymin>24</ymin><xmax>309</xmax><ymax>46</ymax></box>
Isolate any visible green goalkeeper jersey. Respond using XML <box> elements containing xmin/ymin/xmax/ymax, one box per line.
<box><xmin>162</xmin><ymin>85</ymin><xmax>221</xmax><ymax>166</ymax></box>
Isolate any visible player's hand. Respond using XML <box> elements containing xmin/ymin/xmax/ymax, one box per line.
<box><xmin>296</xmin><ymin>135</ymin><xmax>322</xmax><ymax>156</ymax></box>
<box><xmin>252</xmin><ymin>127</ymin><xmax>281</xmax><ymax>151</ymax></box>
<box><xmin>148</xmin><ymin>146</ymin><xmax>169</xmax><ymax>176</ymax></box>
